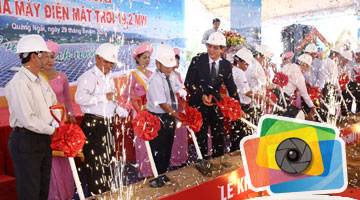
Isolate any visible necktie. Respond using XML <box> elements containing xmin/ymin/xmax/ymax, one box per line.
<box><xmin>165</xmin><ymin>76</ymin><xmax>177</xmax><ymax>110</ymax></box>
<box><xmin>211</xmin><ymin>61</ymin><xmax>216</xmax><ymax>85</ymax></box>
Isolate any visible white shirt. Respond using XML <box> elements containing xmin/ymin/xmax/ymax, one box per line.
<box><xmin>75</xmin><ymin>66</ymin><xmax>117</xmax><ymax>117</ymax></box>
<box><xmin>323</xmin><ymin>57</ymin><xmax>339</xmax><ymax>87</ymax></box>
<box><xmin>303</xmin><ymin>58</ymin><xmax>326</xmax><ymax>88</ymax></box>
<box><xmin>146</xmin><ymin>70</ymin><xmax>184</xmax><ymax>114</ymax></box>
<box><xmin>232</xmin><ymin>67</ymin><xmax>251</xmax><ymax>105</ymax></box>
<box><xmin>280</xmin><ymin>63</ymin><xmax>314</xmax><ymax>108</ymax></box>
<box><xmin>245</xmin><ymin>59</ymin><xmax>267</xmax><ymax>93</ymax></box>
<box><xmin>5</xmin><ymin>67</ymin><xmax>57</xmax><ymax>135</ymax></box>
<box><xmin>347</xmin><ymin>59</ymin><xmax>360</xmax><ymax>80</ymax></box>
<box><xmin>209</xmin><ymin>56</ymin><xmax>221</xmax><ymax>76</ymax></box>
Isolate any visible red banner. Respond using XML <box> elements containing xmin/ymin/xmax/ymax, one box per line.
<box><xmin>160</xmin><ymin>167</ymin><xmax>265</xmax><ymax>200</ymax></box>
<box><xmin>340</xmin><ymin>122</ymin><xmax>360</xmax><ymax>146</ymax></box>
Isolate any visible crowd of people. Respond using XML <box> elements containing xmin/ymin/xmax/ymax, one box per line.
<box><xmin>5</xmin><ymin>22</ymin><xmax>360</xmax><ymax>198</ymax></box>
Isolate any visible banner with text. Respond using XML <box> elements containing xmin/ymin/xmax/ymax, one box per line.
<box><xmin>0</xmin><ymin>0</ymin><xmax>185</xmax><ymax>94</ymax></box>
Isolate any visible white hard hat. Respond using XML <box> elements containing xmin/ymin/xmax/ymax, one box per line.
<box><xmin>154</xmin><ymin>44</ymin><xmax>176</xmax><ymax>67</ymax></box>
<box><xmin>297</xmin><ymin>54</ymin><xmax>313</xmax><ymax>66</ymax></box>
<box><xmin>16</xmin><ymin>34</ymin><xmax>50</xmax><ymax>53</ymax></box>
<box><xmin>255</xmin><ymin>44</ymin><xmax>273</xmax><ymax>59</ymax></box>
<box><xmin>304</xmin><ymin>43</ymin><xmax>317</xmax><ymax>53</ymax></box>
<box><xmin>341</xmin><ymin>50</ymin><xmax>352</xmax><ymax>61</ymax></box>
<box><xmin>95</xmin><ymin>43</ymin><xmax>119</xmax><ymax>63</ymax></box>
<box><xmin>330</xmin><ymin>45</ymin><xmax>343</xmax><ymax>54</ymax></box>
<box><xmin>235</xmin><ymin>47</ymin><xmax>253</xmax><ymax>65</ymax></box>
<box><xmin>206</xmin><ymin>32</ymin><xmax>226</xmax><ymax>46</ymax></box>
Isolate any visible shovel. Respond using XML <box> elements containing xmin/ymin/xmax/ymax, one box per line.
<box><xmin>144</xmin><ymin>141</ymin><xmax>170</xmax><ymax>187</ymax></box>
<box><xmin>186</xmin><ymin>126</ymin><xmax>214</xmax><ymax>176</ymax></box>
<box><xmin>345</xmin><ymin>86</ymin><xmax>357</xmax><ymax>114</ymax></box>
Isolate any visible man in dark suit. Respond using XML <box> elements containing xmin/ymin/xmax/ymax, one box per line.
<box><xmin>185</xmin><ymin>32</ymin><xmax>242</xmax><ymax>158</ymax></box>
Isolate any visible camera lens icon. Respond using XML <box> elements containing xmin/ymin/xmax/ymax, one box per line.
<box><xmin>275</xmin><ymin>138</ymin><xmax>312</xmax><ymax>174</ymax></box>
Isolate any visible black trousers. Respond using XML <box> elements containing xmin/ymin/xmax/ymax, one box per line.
<box><xmin>230</xmin><ymin>104</ymin><xmax>256</xmax><ymax>152</ymax></box>
<box><xmin>341</xmin><ymin>81</ymin><xmax>360</xmax><ymax>115</ymax></box>
<box><xmin>149</xmin><ymin>112</ymin><xmax>175</xmax><ymax>174</ymax></box>
<box><xmin>80</xmin><ymin>114</ymin><xmax>115</xmax><ymax>196</ymax></box>
<box><xmin>8</xmin><ymin>128</ymin><xmax>52</xmax><ymax>200</ymax></box>
<box><xmin>196</xmin><ymin>105</ymin><xmax>224</xmax><ymax>158</ymax></box>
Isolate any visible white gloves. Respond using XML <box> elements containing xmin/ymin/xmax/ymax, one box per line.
<box><xmin>116</xmin><ymin>106</ymin><xmax>129</xmax><ymax>118</ymax></box>
<box><xmin>177</xmin><ymin>88</ymin><xmax>187</xmax><ymax>99</ymax></box>
<box><xmin>51</xmin><ymin>120</ymin><xmax>59</xmax><ymax>128</ymax></box>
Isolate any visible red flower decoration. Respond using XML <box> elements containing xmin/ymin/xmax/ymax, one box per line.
<box><xmin>217</xmin><ymin>97</ymin><xmax>242</xmax><ymax>121</ymax></box>
<box><xmin>132</xmin><ymin>111</ymin><xmax>160</xmax><ymax>141</ymax></box>
<box><xmin>180</xmin><ymin>106</ymin><xmax>203</xmax><ymax>132</ymax></box>
<box><xmin>50</xmin><ymin>105</ymin><xmax>86</xmax><ymax>157</ymax></box>
<box><xmin>356</xmin><ymin>76</ymin><xmax>360</xmax><ymax>84</ymax></box>
<box><xmin>307</xmin><ymin>87</ymin><xmax>322</xmax><ymax>102</ymax></box>
<box><xmin>272</xmin><ymin>72</ymin><xmax>289</xmax><ymax>87</ymax></box>
<box><xmin>353</xmin><ymin>69</ymin><xmax>360</xmax><ymax>83</ymax></box>
<box><xmin>51</xmin><ymin>123</ymin><xmax>86</xmax><ymax>157</ymax></box>
<box><xmin>339</xmin><ymin>73</ymin><xmax>349</xmax><ymax>91</ymax></box>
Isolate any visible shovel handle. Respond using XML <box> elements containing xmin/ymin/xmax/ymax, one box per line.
<box><xmin>144</xmin><ymin>141</ymin><xmax>159</xmax><ymax>178</ymax></box>
<box><xmin>240</xmin><ymin>118</ymin><xmax>258</xmax><ymax>130</ymax></box>
<box><xmin>186</xmin><ymin>126</ymin><xmax>203</xmax><ymax>160</ymax></box>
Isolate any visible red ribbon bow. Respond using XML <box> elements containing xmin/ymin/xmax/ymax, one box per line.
<box><xmin>339</xmin><ymin>73</ymin><xmax>349</xmax><ymax>91</ymax></box>
<box><xmin>307</xmin><ymin>87</ymin><xmax>322</xmax><ymax>102</ymax></box>
<box><xmin>180</xmin><ymin>106</ymin><xmax>203</xmax><ymax>132</ymax></box>
<box><xmin>50</xmin><ymin>105</ymin><xmax>86</xmax><ymax>157</ymax></box>
<box><xmin>272</xmin><ymin>72</ymin><xmax>289</xmax><ymax>87</ymax></box>
<box><xmin>132</xmin><ymin>110</ymin><xmax>160</xmax><ymax>141</ymax></box>
<box><xmin>353</xmin><ymin>69</ymin><xmax>360</xmax><ymax>83</ymax></box>
<box><xmin>213</xmin><ymin>96</ymin><xmax>242</xmax><ymax>121</ymax></box>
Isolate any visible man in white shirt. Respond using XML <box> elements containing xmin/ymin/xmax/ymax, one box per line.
<box><xmin>201</xmin><ymin>18</ymin><xmax>221</xmax><ymax>44</ymax></box>
<box><xmin>321</xmin><ymin>46</ymin><xmax>342</xmax><ymax>120</ymax></box>
<box><xmin>339</xmin><ymin>50</ymin><xmax>357</xmax><ymax>115</ymax></box>
<box><xmin>6</xmin><ymin>34</ymin><xmax>58</xmax><ymax>200</ymax></box>
<box><xmin>245</xmin><ymin>44</ymin><xmax>274</xmax><ymax>94</ymax></box>
<box><xmin>278</xmin><ymin>54</ymin><xmax>316</xmax><ymax>118</ymax></box>
<box><xmin>231</xmin><ymin>47</ymin><xmax>273</xmax><ymax>151</ymax></box>
<box><xmin>75</xmin><ymin>43</ymin><xmax>127</xmax><ymax>196</ymax></box>
<box><xmin>146</xmin><ymin>44</ymin><xmax>185</xmax><ymax>178</ymax></box>
<box><xmin>302</xmin><ymin>43</ymin><xmax>326</xmax><ymax>88</ymax></box>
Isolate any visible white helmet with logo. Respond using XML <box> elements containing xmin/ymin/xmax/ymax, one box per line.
<box><xmin>255</xmin><ymin>44</ymin><xmax>273</xmax><ymax>59</ymax></box>
<box><xmin>207</xmin><ymin>32</ymin><xmax>226</xmax><ymax>46</ymax></box>
<box><xmin>16</xmin><ymin>34</ymin><xmax>50</xmax><ymax>53</ymax></box>
<box><xmin>297</xmin><ymin>54</ymin><xmax>313</xmax><ymax>66</ymax></box>
<box><xmin>95</xmin><ymin>43</ymin><xmax>119</xmax><ymax>63</ymax></box>
<box><xmin>154</xmin><ymin>44</ymin><xmax>176</xmax><ymax>67</ymax></box>
<box><xmin>235</xmin><ymin>47</ymin><xmax>253</xmax><ymax>65</ymax></box>
<box><xmin>304</xmin><ymin>43</ymin><xmax>317</xmax><ymax>53</ymax></box>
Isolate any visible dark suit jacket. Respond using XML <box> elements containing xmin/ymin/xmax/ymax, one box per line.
<box><xmin>184</xmin><ymin>53</ymin><xmax>240</xmax><ymax>107</ymax></box>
